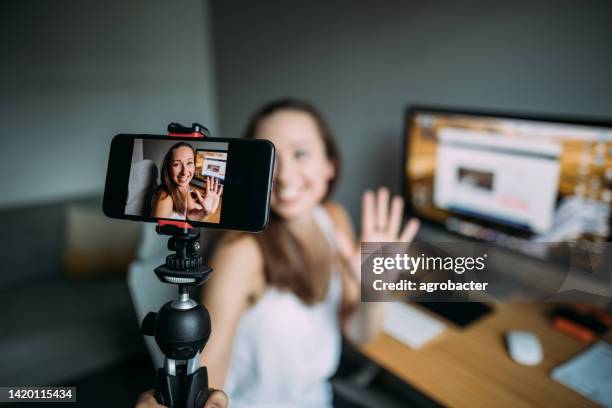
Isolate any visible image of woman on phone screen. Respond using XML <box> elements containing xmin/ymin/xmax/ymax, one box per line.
<box><xmin>151</xmin><ymin>142</ymin><xmax>223</xmax><ymax>222</ymax></box>
<box><xmin>200</xmin><ymin>99</ymin><xmax>419</xmax><ymax>407</ymax></box>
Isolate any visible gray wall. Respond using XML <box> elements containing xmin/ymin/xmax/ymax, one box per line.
<box><xmin>211</xmin><ymin>0</ymin><xmax>612</xmax><ymax>222</ymax></box>
<box><xmin>0</xmin><ymin>0</ymin><xmax>218</xmax><ymax>209</ymax></box>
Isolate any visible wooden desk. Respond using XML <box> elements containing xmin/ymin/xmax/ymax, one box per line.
<box><xmin>360</xmin><ymin>303</ymin><xmax>603</xmax><ymax>407</ymax></box>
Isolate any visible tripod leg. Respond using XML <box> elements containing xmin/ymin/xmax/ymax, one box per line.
<box><xmin>184</xmin><ymin>366</ymin><xmax>209</xmax><ymax>408</ymax></box>
<box><xmin>154</xmin><ymin>366</ymin><xmax>180</xmax><ymax>407</ymax></box>
<box><xmin>154</xmin><ymin>358</ymin><xmax>209</xmax><ymax>408</ymax></box>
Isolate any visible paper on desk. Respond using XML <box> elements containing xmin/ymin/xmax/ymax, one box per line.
<box><xmin>552</xmin><ymin>341</ymin><xmax>612</xmax><ymax>408</ymax></box>
<box><xmin>383</xmin><ymin>302</ymin><xmax>446</xmax><ymax>349</ymax></box>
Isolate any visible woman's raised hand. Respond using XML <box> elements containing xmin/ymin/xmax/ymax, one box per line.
<box><xmin>202</xmin><ymin>177</ymin><xmax>223</xmax><ymax>215</ymax></box>
<box><xmin>190</xmin><ymin>177</ymin><xmax>223</xmax><ymax>220</ymax></box>
<box><xmin>361</xmin><ymin>187</ymin><xmax>419</xmax><ymax>243</ymax></box>
<box><xmin>335</xmin><ymin>187</ymin><xmax>419</xmax><ymax>276</ymax></box>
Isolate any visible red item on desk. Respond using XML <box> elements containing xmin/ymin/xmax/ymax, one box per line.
<box><xmin>553</xmin><ymin>316</ymin><xmax>596</xmax><ymax>342</ymax></box>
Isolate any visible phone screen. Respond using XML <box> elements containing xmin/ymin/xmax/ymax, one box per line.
<box><xmin>103</xmin><ymin>134</ymin><xmax>274</xmax><ymax>232</ymax></box>
<box><xmin>126</xmin><ymin>138</ymin><xmax>229</xmax><ymax>224</ymax></box>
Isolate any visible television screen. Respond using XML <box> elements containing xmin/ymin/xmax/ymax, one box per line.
<box><xmin>404</xmin><ymin>107</ymin><xmax>612</xmax><ymax>253</ymax></box>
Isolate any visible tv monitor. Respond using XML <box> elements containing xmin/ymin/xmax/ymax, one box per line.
<box><xmin>404</xmin><ymin>106</ymin><xmax>612</xmax><ymax>262</ymax></box>
<box><xmin>194</xmin><ymin>149</ymin><xmax>227</xmax><ymax>184</ymax></box>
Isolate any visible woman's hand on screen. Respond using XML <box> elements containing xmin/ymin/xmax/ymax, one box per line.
<box><xmin>190</xmin><ymin>178</ymin><xmax>223</xmax><ymax>220</ymax></box>
<box><xmin>205</xmin><ymin>177</ymin><xmax>224</xmax><ymax>214</ymax></box>
<box><xmin>201</xmin><ymin>177</ymin><xmax>223</xmax><ymax>216</ymax></box>
<box><xmin>135</xmin><ymin>388</ymin><xmax>228</xmax><ymax>408</ymax></box>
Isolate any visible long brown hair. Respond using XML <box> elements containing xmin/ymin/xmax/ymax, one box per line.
<box><xmin>155</xmin><ymin>142</ymin><xmax>195</xmax><ymax>215</ymax></box>
<box><xmin>243</xmin><ymin>98</ymin><xmax>342</xmax><ymax>304</ymax></box>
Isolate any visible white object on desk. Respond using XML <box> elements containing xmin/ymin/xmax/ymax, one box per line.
<box><xmin>383</xmin><ymin>302</ymin><xmax>446</xmax><ymax>349</ymax></box>
<box><xmin>552</xmin><ymin>341</ymin><xmax>612</xmax><ymax>408</ymax></box>
<box><xmin>505</xmin><ymin>330</ymin><xmax>543</xmax><ymax>366</ymax></box>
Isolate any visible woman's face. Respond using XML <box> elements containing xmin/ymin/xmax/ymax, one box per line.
<box><xmin>170</xmin><ymin>146</ymin><xmax>195</xmax><ymax>188</ymax></box>
<box><xmin>255</xmin><ymin>110</ymin><xmax>335</xmax><ymax>220</ymax></box>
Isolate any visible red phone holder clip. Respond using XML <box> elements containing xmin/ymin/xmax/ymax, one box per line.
<box><xmin>157</xmin><ymin>122</ymin><xmax>209</xmax><ymax>231</ymax></box>
<box><xmin>167</xmin><ymin>122</ymin><xmax>210</xmax><ymax>138</ymax></box>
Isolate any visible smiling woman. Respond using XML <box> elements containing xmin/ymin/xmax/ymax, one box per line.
<box><xmin>151</xmin><ymin>142</ymin><xmax>223</xmax><ymax>221</ymax></box>
<box><xmin>200</xmin><ymin>99</ymin><xmax>420</xmax><ymax>407</ymax></box>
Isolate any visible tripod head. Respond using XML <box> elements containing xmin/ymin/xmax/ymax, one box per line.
<box><xmin>154</xmin><ymin>224</ymin><xmax>213</xmax><ymax>287</ymax></box>
<box><xmin>142</xmin><ymin>225</ymin><xmax>212</xmax><ymax>355</ymax></box>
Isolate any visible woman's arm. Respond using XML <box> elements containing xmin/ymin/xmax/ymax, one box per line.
<box><xmin>325</xmin><ymin>202</ymin><xmax>383</xmax><ymax>344</ymax></box>
<box><xmin>324</xmin><ymin>202</ymin><xmax>360</xmax><ymax>309</ymax></box>
<box><xmin>200</xmin><ymin>234</ymin><xmax>265</xmax><ymax>389</ymax></box>
<box><xmin>325</xmin><ymin>190</ymin><xmax>419</xmax><ymax>345</ymax></box>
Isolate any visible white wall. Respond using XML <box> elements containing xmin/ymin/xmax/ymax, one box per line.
<box><xmin>0</xmin><ymin>0</ymin><xmax>218</xmax><ymax>209</ymax></box>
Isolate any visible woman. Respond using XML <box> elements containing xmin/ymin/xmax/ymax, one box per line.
<box><xmin>151</xmin><ymin>142</ymin><xmax>223</xmax><ymax>222</ymax></box>
<box><xmin>201</xmin><ymin>99</ymin><xmax>419</xmax><ymax>407</ymax></box>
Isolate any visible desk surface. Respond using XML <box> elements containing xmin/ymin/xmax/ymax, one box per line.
<box><xmin>360</xmin><ymin>303</ymin><xmax>606</xmax><ymax>408</ymax></box>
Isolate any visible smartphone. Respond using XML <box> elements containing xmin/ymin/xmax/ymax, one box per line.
<box><xmin>103</xmin><ymin>134</ymin><xmax>274</xmax><ymax>232</ymax></box>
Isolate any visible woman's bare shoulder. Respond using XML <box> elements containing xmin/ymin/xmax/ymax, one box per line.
<box><xmin>324</xmin><ymin>201</ymin><xmax>350</xmax><ymax>218</ymax></box>
<box><xmin>210</xmin><ymin>233</ymin><xmax>265</xmax><ymax>290</ymax></box>
<box><xmin>151</xmin><ymin>189</ymin><xmax>173</xmax><ymax>216</ymax></box>
<box><xmin>217</xmin><ymin>233</ymin><xmax>262</xmax><ymax>260</ymax></box>
<box><xmin>324</xmin><ymin>201</ymin><xmax>355</xmax><ymax>237</ymax></box>
<box><xmin>153</xmin><ymin>189</ymin><xmax>171</xmax><ymax>202</ymax></box>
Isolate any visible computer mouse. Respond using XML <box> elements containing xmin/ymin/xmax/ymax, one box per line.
<box><xmin>505</xmin><ymin>331</ymin><xmax>543</xmax><ymax>366</ymax></box>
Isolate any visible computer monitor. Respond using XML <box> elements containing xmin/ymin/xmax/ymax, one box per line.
<box><xmin>404</xmin><ymin>106</ymin><xmax>612</xmax><ymax>265</ymax></box>
<box><xmin>192</xmin><ymin>149</ymin><xmax>227</xmax><ymax>187</ymax></box>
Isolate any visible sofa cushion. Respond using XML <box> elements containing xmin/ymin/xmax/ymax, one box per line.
<box><xmin>63</xmin><ymin>204</ymin><xmax>141</xmax><ymax>279</ymax></box>
<box><xmin>0</xmin><ymin>200</ymin><xmax>66</xmax><ymax>290</ymax></box>
<box><xmin>0</xmin><ymin>279</ymin><xmax>145</xmax><ymax>386</ymax></box>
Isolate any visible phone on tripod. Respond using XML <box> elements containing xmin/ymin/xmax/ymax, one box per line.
<box><xmin>102</xmin><ymin>129</ymin><xmax>274</xmax><ymax>407</ymax></box>
<box><xmin>103</xmin><ymin>134</ymin><xmax>274</xmax><ymax>231</ymax></box>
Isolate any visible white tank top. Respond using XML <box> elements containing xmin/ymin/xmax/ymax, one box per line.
<box><xmin>224</xmin><ymin>207</ymin><xmax>343</xmax><ymax>408</ymax></box>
